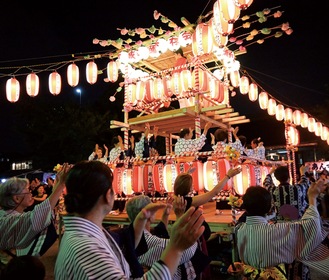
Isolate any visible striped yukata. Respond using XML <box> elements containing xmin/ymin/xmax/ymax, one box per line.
<box><xmin>55</xmin><ymin>216</ymin><xmax>171</xmax><ymax>280</ymax></box>
<box><xmin>236</xmin><ymin>205</ymin><xmax>329</xmax><ymax>276</ymax></box>
<box><xmin>0</xmin><ymin>199</ymin><xmax>52</xmax><ymax>250</ymax></box>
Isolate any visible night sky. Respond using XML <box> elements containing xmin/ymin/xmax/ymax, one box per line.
<box><xmin>0</xmin><ymin>0</ymin><xmax>328</xmax><ymax>157</ymax></box>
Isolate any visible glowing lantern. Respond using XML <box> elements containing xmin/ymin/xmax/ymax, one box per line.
<box><xmin>203</xmin><ymin>159</ymin><xmax>231</xmax><ymax>191</ymax></box>
<box><xmin>120</xmin><ymin>169</ymin><xmax>133</xmax><ymax>195</ymax></box>
<box><xmin>321</xmin><ymin>127</ymin><xmax>329</xmax><ymax>141</ymax></box>
<box><xmin>107</xmin><ymin>61</ymin><xmax>118</xmax><ymax>83</ymax></box>
<box><xmin>192</xmin><ymin>23</ymin><xmax>213</xmax><ymax>56</ymax></box>
<box><xmin>170</xmin><ymin>73</ymin><xmax>183</xmax><ymax>96</ymax></box>
<box><xmin>163</xmin><ymin>163</ymin><xmax>179</xmax><ymax>193</ymax></box>
<box><xmin>209</xmin><ymin>78</ymin><xmax>224</xmax><ymax>103</ymax></box>
<box><xmin>135</xmin><ymin>80</ymin><xmax>146</xmax><ymax>101</ymax></box>
<box><xmin>219</xmin><ymin>0</ymin><xmax>241</xmax><ymax>24</ymax></box>
<box><xmin>176</xmin><ymin>161</ymin><xmax>204</xmax><ymax>192</ymax></box>
<box><xmin>315</xmin><ymin>122</ymin><xmax>323</xmax><ymax>137</ymax></box>
<box><xmin>293</xmin><ymin>110</ymin><xmax>302</xmax><ymax>126</ymax></box>
<box><xmin>239</xmin><ymin>75</ymin><xmax>249</xmax><ymax>94</ymax></box>
<box><xmin>230</xmin><ymin>70</ymin><xmax>240</xmax><ymax>88</ymax></box>
<box><xmin>151</xmin><ymin>77</ymin><xmax>165</xmax><ymax>100</ymax></box>
<box><xmin>153</xmin><ymin>163</ymin><xmax>165</xmax><ymax>193</ymax></box>
<box><xmin>6</xmin><ymin>77</ymin><xmax>20</xmax><ymax>102</ymax></box>
<box><xmin>67</xmin><ymin>63</ymin><xmax>79</xmax><ymax>87</ymax></box>
<box><xmin>258</xmin><ymin>91</ymin><xmax>268</xmax><ymax>109</ymax></box>
<box><xmin>308</xmin><ymin>117</ymin><xmax>316</xmax><ymax>132</ymax></box>
<box><xmin>212</xmin><ymin>2</ymin><xmax>233</xmax><ymax>36</ymax></box>
<box><xmin>284</xmin><ymin>108</ymin><xmax>293</xmax><ymax>122</ymax></box>
<box><xmin>26</xmin><ymin>73</ymin><xmax>39</xmax><ymax>97</ymax></box>
<box><xmin>179</xmin><ymin>31</ymin><xmax>192</xmax><ymax>47</ymax></box>
<box><xmin>132</xmin><ymin>165</ymin><xmax>154</xmax><ymax>194</ymax></box>
<box><xmin>138</xmin><ymin>46</ymin><xmax>150</xmax><ymax>59</ymax></box>
<box><xmin>126</xmin><ymin>83</ymin><xmax>136</xmax><ymax>104</ymax></box>
<box><xmin>192</xmin><ymin>68</ymin><xmax>209</xmax><ymax>92</ymax></box>
<box><xmin>86</xmin><ymin>61</ymin><xmax>98</xmax><ymax>85</ymax></box>
<box><xmin>209</xmin><ymin>18</ymin><xmax>228</xmax><ymax>47</ymax></box>
<box><xmin>286</xmin><ymin>126</ymin><xmax>299</xmax><ymax>146</ymax></box>
<box><xmin>275</xmin><ymin>104</ymin><xmax>285</xmax><ymax>121</ymax></box>
<box><xmin>48</xmin><ymin>71</ymin><xmax>61</xmax><ymax>95</ymax></box>
<box><xmin>233</xmin><ymin>164</ymin><xmax>251</xmax><ymax>195</ymax></box>
<box><xmin>267</xmin><ymin>98</ymin><xmax>277</xmax><ymax>116</ymax></box>
<box><xmin>167</xmin><ymin>36</ymin><xmax>180</xmax><ymax>52</ymax></box>
<box><xmin>234</xmin><ymin>0</ymin><xmax>253</xmax><ymax>9</ymax></box>
<box><xmin>180</xmin><ymin>69</ymin><xmax>193</xmax><ymax>92</ymax></box>
<box><xmin>301</xmin><ymin>113</ymin><xmax>309</xmax><ymax>128</ymax></box>
<box><xmin>213</xmin><ymin>68</ymin><xmax>224</xmax><ymax>80</ymax></box>
<box><xmin>248</xmin><ymin>83</ymin><xmax>258</xmax><ymax>101</ymax></box>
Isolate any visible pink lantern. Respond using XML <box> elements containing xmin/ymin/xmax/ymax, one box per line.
<box><xmin>239</xmin><ymin>76</ymin><xmax>249</xmax><ymax>94</ymax></box>
<box><xmin>293</xmin><ymin>110</ymin><xmax>302</xmax><ymax>126</ymax></box>
<box><xmin>6</xmin><ymin>77</ymin><xmax>20</xmax><ymax>102</ymax></box>
<box><xmin>248</xmin><ymin>83</ymin><xmax>258</xmax><ymax>101</ymax></box>
<box><xmin>67</xmin><ymin>63</ymin><xmax>79</xmax><ymax>87</ymax></box>
<box><xmin>275</xmin><ymin>104</ymin><xmax>285</xmax><ymax>121</ymax></box>
<box><xmin>284</xmin><ymin>108</ymin><xmax>293</xmax><ymax>122</ymax></box>
<box><xmin>209</xmin><ymin>78</ymin><xmax>224</xmax><ymax>103</ymax></box>
<box><xmin>192</xmin><ymin>23</ymin><xmax>213</xmax><ymax>56</ymax></box>
<box><xmin>107</xmin><ymin>60</ymin><xmax>119</xmax><ymax>83</ymax></box>
<box><xmin>321</xmin><ymin>126</ymin><xmax>329</xmax><ymax>141</ymax></box>
<box><xmin>267</xmin><ymin>98</ymin><xmax>277</xmax><ymax>116</ymax></box>
<box><xmin>26</xmin><ymin>73</ymin><xmax>39</xmax><ymax>97</ymax></box>
<box><xmin>258</xmin><ymin>91</ymin><xmax>268</xmax><ymax>109</ymax></box>
<box><xmin>300</xmin><ymin>113</ymin><xmax>309</xmax><ymax>128</ymax></box>
<box><xmin>230</xmin><ymin>70</ymin><xmax>240</xmax><ymax>88</ymax></box>
<box><xmin>315</xmin><ymin>122</ymin><xmax>323</xmax><ymax>137</ymax></box>
<box><xmin>308</xmin><ymin>117</ymin><xmax>316</xmax><ymax>132</ymax></box>
<box><xmin>86</xmin><ymin>61</ymin><xmax>98</xmax><ymax>85</ymax></box>
<box><xmin>219</xmin><ymin>0</ymin><xmax>241</xmax><ymax>24</ymax></box>
<box><xmin>48</xmin><ymin>71</ymin><xmax>61</xmax><ymax>95</ymax></box>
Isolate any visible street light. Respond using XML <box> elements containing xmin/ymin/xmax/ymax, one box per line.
<box><xmin>76</xmin><ymin>88</ymin><xmax>82</xmax><ymax>107</ymax></box>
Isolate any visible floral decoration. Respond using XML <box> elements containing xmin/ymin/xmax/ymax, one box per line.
<box><xmin>224</xmin><ymin>146</ymin><xmax>241</xmax><ymax>162</ymax></box>
<box><xmin>53</xmin><ymin>164</ymin><xmax>62</xmax><ymax>173</ymax></box>
<box><xmin>228</xmin><ymin>194</ymin><xmax>243</xmax><ymax>208</ymax></box>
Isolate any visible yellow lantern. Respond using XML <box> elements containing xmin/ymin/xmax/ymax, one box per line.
<box><xmin>286</xmin><ymin>126</ymin><xmax>299</xmax><ymax>146</ymax></box>
<box><xmin>192</xmin><ymin>23</ymin><xmax>213</xmax><ymax>56</ymax></box>
<box><xmin>48</xmin><ymin>71</ymin><xmax>61</xmax><ymax>95</ymax></box>
<box><xmin>248</xmin><ymin>83</ymin><xmax>258</xmax><ymax>102</ymax></box>
<box><xmin>230</xmin><ymin>70</ymin><xmax>240</xmax><ymax>88</ymax></box>
<box><xmin>209</xmin><ymin>77</ymin><xmax>224</xmax><ymax>103</ymax></box>
<box><xmin>180</xmin><ymin>69</ymin><xmax>192</xmax><ymax>92</ymax></box>
<box><xmin>275</xmin><ymin>104</ymin><xmax>285</xmax><ymax>121</ymax></box>
<box><xmin>239</xmin><ymin>75</ymin><xmax>249</xmax><ymax>94</ymax></box>
<box><xmin>86</xmin><ymin>61</ymin><xmax>98</xmax><ymax>85</ymax></box>
<box><xmin>151</xmin><ymin>77</ymin><xmax>164</xmax><ymax>100</ymax></box>
<box><xmin>315</xmin><ymin>122</ymin><xmax>323</xmax><ymax>137</ymax></box>
<box><xmin>293</xmin><ymin>110</ymin><xmax>302</xmax><ymax>126</ymax></box>
<box><xmin>170</xmin><ymin>72</ymin><xmax>183</xmax><ymax>96</ymax></box>
<box><xmin>284</xmin><ymin>108</ymin><xmax>293</xmax><ymax>122</ymax></box>
<box><xmin>192</xmin><ymin>68</ymin><xmax>209</xmax><ymax>92</ymax></box>
<box><xmin>258</xmin><ymin>91</ymin><xmax>268</xmax><ymax>109</ymax></box>
<box><xmin>67</xmin><ymin>63</ymin><xmax>79</xmax><ymax>87</ymax></box>
<box><xmin>163</xmin><ymin>163</ymin><xmax>178</xmax><ymax>193</ymax></box>
<box><xmin>6</xmin><ymin>77</ymin><xmax>20</xmax><ymax>103</ymax></box>
<box><xmin>267</xmin><ymin>98</ymin><xmax>277</xmax><ymax>116</ymax></box>
<box><xmin>203</xmin><ymin>159</ymin><xmax>231</xmax><ymax>191</ymax></box>
<box><xmin>308</xmin><ymin>117</ymin><xmax>316</xmax><ymax>132</ymax></box>
<box><xmin>26</xmin><ymin>73</ymin><xmax>39</xmax><ymax>97</ymax></box>
<box><xmin>135</xmin><ymin>80</ymin><xmax>146</xmax><ymax>101</ymax></box>
<box><xmin>212</xmin><ymin>1</ymin><xmax>233</xmax><ymax>36</ymax></box>
<box><xmin>300</xmin><ymin>113</ymin><xmax>309</xmax><ymax>128</ymax></box>
<box><xmin>233</xmin><ymin>165</ymin><xmax>251</xmax><ymax>195</ymax></box>
<box><xmin>321</xmin><ymin>126</ymin><xmax>329</xmax><ymax>141</ymax></box>
<box><xmin>219</xmin><ymin>0</ymin><xmax>241</xmax><ymax>24</ymax></box>
<box><xmin>107</xmin><ymin>60</ymin><xmax>119</xmax><ymax>83</ymax></box>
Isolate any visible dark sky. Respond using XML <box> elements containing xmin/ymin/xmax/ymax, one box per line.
<box><xmin>0</xmin><ymin>0</ymin><xmax>328</xmax><ymax>157</ymax></box>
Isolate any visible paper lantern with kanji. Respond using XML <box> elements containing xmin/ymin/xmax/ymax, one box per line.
<box><xmin>26</xmin><ymin>73</ymin><xmax>39</xmax><ymax>97</ymax></box>
<box><xmin>258</xmin><ymin>91</ymin><xmax>268</xmax><ymax>109</ymax></box>
<box><xmin>192</xmin><ymin>23</ymin><xmax>213</xmax><ymax>56</ymax></box>
<box><xmin>107</xmin><ymin>60</ymin><xmax>119</xmax><ymax>83</ymax></box>
<box><xmin>67</xmin><ymin>63</ymin><xmax>79</xmax><ymax>87</ymax></box>
<box><xmin>6</xmin><ymin>77</ymin><xmax>20</xmax><ymax>102</ymax></box>
<box><xmin>86</xmin><ymin>61</ymin><xmax>98</xmax><ymax>85</ymax></box>
<box><xmin>163</xmin><ymin>163</ymin><xmax>178</xmax><ymax>193</ymax></box>
<box><xmin>248</xmin><ymin>83</ymin><xmax>258</xmax><ymax>101</ymax></box>
<box><xmin>48</xmin><ymin>72</ymin><xmax>61</xmax><ymax>95</ymax></box>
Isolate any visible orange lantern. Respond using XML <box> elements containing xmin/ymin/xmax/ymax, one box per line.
<box><xmin>293</xmin><ymin>110</ymin><xmax>302</xmax><ymax>126</ymax></box>
<box><xmin>219</xmin><ymin>0</ymin><xmax>241</xmax><ymax>24</ymax></box>
<box><xmin>176</xmin><ymin>161</ymin><xmax>204</xmax><ymax>192</ymax></box>
<box><xmin>180</xmin><ymin>69</ymin><xmax>192</xmax><ymax>92</ymax></box>
<box><xmin>48</xmin><ymin>71</ymin><xmax>61</xmax><ymax>95</ymax></box>
<box><xmin>192</xmin><ymin>23</ymin><xmax>213</xmax><ymax>56</ymax></box>
<box><xmin>86</xmin><ymin>61</ymin><xmax>98</xmax><ymax>84</ymax></box>
<box><xmin>308</xmin><ymin>117</ymin><xmax>316</xmax><ymax>132</ymax></box>
<box><xmin>6</xmin><ymin>77</ymin><xmax>20</xmax><ymax>103</ymax></box>
<box><xmin>300</xmin><ymin>113</ymin><xmax>309</xmax><ymax>128</ymax></box>
<box><xmin>284</xmin><ymin>108</ymin><xmax>293</xmax><ymax>122</ymax></box>
<box><xmin>258</xmin><ymin>91</ymin><xmax>268</xmax><ymax>109</ymax></box>
<box><xmin>239</xmin><ymin>76</ymin><xmax>249</xmax><ymax>94</ymax></box>
<box><xmin>192</xmin><ymin>68</ymin><xmax>209</xmax><ymax>92</ymax></box>
<box><xmin>233</xmin><ymin>164</ymin><xmax>251</xmax><ymax>195</ymax></box>
<box><xmin>209</xmin><ymin>78</ymin><xmax>224</xmax><ymax>103</ymax></box>
<box><xmin>107</xmin><ymin>60</ymin><xmax>119</xmax><ymax>83</ymax></box>
<box><xmin>203</xmin><ymin>159</ymin><xmax>231</xmax><ymax>192</ymax></box>
<box><xmin>144</xmin><ymin>79</ymin><xmax>156</xmax><ymax>103</ymax></box>
<box><xmin>230</xmin><ymin>70</ymin><xmax>240</xmax><ymax>88</ymax></box>
<box><xmin>26</xmin><ymin>73</ymin><xmax>39</xmax><ymax>97</ymax></box>
<box><xmin>67</xmin><ymin>63</ymin><xmax>79</xmax><ymax>87</ymax></box>
<box><xmin>275</xmin><ymin>104</ymin><xmax>285</xmax><ymax>121</ymax></box>
<box><xmin>315</xmin><ymin>122</ymin><xmax>323</xmax><ymax>137</ymax></box>
<box><xmin>248</xmin><ymin>83</ymin><xmax>258</xmax><ymax>102</ymax></box>
<box><xmin>267</xmin><ymin>98</ymin><xmax>277</xmax><ymax>116</ymax></box>
<box><xmin>163</xmin><ymin>163</ymin><xmax>179</xmax><ymax>193</ymax></box>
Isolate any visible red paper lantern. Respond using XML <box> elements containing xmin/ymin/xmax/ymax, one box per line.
<box><xmin>6</xmin><ymin>77</ymin><xmax>20</xmax><ymax>102</ymax></box>
<box><xmin>86</xmin><ymin>61</ymin><xmax>98</xmax><ymax>85</ymax></box>
<box><xmin>233</xmin><ymin>164</ymin><xmax>252</xmax><ymax>195</ymax></box>
<box><xmin>48</xmin><ymin>71</ymin><xmax>61</xmax><ymax>95</ymax></box>
<box><xmin>192</xmin><ymin>23</ymin><xmax>213</xmax><ymax>56</ymax></box>
<box><xmin>67</xmin><ymin>63</ymin><xmax>79</xmax><ymax>87</ymax></box>
<box><xmin>203</xmin><ymin>159</ymin><xmax>231</xmax><ymax>191</ymax></box>
<box><xmin>26</xmin><ymin>73</ymin><xmax>39</xmax><ymax>97</ymax></box>
<box><xmin>176</xmin><ymin>161</ymin><xmax>204</xmax><ymax>192</ymax></box>
<box><xmin>209</xmin><ymin>78</ymin><xmax>224</xmax><ymax>103</ymax></box>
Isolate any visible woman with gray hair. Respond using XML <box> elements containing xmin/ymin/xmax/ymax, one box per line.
<box><xmin>0</xmin><ymin>163</ymin><xmax>70</xmax><ymax>253</ymax></box>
